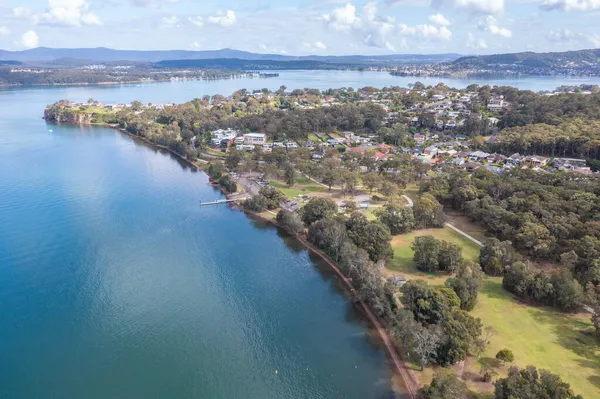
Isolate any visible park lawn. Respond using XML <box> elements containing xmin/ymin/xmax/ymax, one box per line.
<box><xmin>362</xmin><ymin>207</ymin><xmax>378</xmax><ymax>221</ymax></box>
<box><xmin>386</xmin><ymin>226</ymin><xmax>481</xmax><ymax>287</ymax></box>
<box><xmin>205</xmin><ymin>148</ymin><xmax>228</xmax><ymax>158</ymax></box>
<box><xmin>403</xmin><ymin>183</ymin><xmax>420</xmax><ymax>203</ymax></box>
<box><xmin>463</xmin><ymin>278</ymin><xmax>600</xmax><ymax>399</ymax></box>
<box><xmin>444</xmin><ymin>210</ymin><xmax>488</xmax><ymax>243</ymax></box>
<box><xmin>270</xmin><ymin>178</ymin><xmax>328</xmax><ymax>199</ymax></box>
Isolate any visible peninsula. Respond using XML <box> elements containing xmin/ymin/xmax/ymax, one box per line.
<box><xmin>45</xmin><ymin>83</ymin><xmax>599</xmax><ymax>398</ymax></box>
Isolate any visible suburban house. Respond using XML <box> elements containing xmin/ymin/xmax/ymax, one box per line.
<box><xmin>243</xmin><ymin>133</ymin><xmax>267</xmax><ymax>145</ymax></box>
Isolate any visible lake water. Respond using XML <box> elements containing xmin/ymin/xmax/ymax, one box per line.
<box><xmin>1</xmin><ymin>70</ymin><xmax>598</xmax><ymax>398</ymax></box>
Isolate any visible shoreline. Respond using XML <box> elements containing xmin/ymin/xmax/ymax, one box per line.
<box><xmin>242</xmin><ymin>209</ymin><xmax>420</xmax><ymax>398</ymax></box>
<box><xmin>47</xmin><ymin>119</ymin><xmax>419</xmax><ymax>398</ymax></box>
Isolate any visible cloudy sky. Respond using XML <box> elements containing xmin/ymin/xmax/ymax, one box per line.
<box><xmin>0</xmin><ymin>0</ymin><xmax>599</xmax><ymax>55</ymax></box>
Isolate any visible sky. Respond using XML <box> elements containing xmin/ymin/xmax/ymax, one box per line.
<box><xmin>0</xmin><ymin>0</ymin><xmax>599</xmax><ymax>55</ymax></box>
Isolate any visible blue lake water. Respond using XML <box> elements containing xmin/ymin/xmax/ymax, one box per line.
<box><xmin>1</xmin><ymin>70</ymin><xmax>599</xmax><ymax>398</ymax></box>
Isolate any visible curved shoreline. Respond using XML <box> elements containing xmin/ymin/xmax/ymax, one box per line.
<box><xmin>244</xmin><ymin>210</ymin><xmax>420</xmax><ymax>398</ymax></box>
<box><xmin>46</xmin><ymin>120</ymin><xmax>419</xmax><ymax>398</ymax></box>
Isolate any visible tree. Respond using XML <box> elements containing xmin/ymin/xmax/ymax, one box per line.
<box><xmin>495</xmin><ymin>366</ymin><xmax>583</xmax><ymax>399</ymax></box>
<box><xmin>496</xmin><ymin>349</ymin><xmax>514</xmax><ymax>364</ymax></box>
<box><xmin>346</xmin><ymin>212</ymin><xmax>393</xmax><ymax>262</ymax></box>
<box><xmin>418</xmin><ymin>371</ymin><xmax>467</xmax><ymax>399</ymax></box>
<box><xmin>258</xmin><ymin>186</ymin><xmax>285</xmax><ymax>210</ymax></box>
<box><xmin>218</xmin><ymin>174</ymin><xmax>237</xmax><ymax>193</ymax></box>
<box><xmin>362</xmin><ymin>172</ymin><xmax>382</xmax><ymax>194</ymax></box>
<box><xmin>438</xmin><ymin>241</ymin><xmax>463</xmax><ymax>273</ymax></box>
<box><xmin>412</xmin><ymin>324</ymin><xmax>442</xmax><ymax>371</ymax></box>
<box><xmin>375</xmin><ymin>204</ymin><xmax>415</xmax><ymax>235</ymax></box>
<box><xmin>320</xmin><ymin>167</ymin><xmax>339</xmax><ymax>191</ymax></box>
<box><xmin>401</xmin><ymin>281</ymin><xmax>460</xmax><ymax>325</ymax></box>
<box><xmin>414</xmin><ymin>193</ymin><xmax>446</xmax><ymax>228</ymax></box>
<box><xmin>412</xmin><ymin>236</ymin><xmax>441</xmax><ymax>272</ymax></box>
<box><xmin>436</xmin><ymin>310</ymin><xmax>482</xmax><ymax>366</ymax></box>
<box><xmin>446</xmin><ymin>262</ymin><xmax>484</xmax><ymax>311</ymax></box>
<box><xmin>379</xmin><ymin>181</ymin><xmax>399</xmax><ymax>197</ymax></box>
<box><xmin>300</xmin><ymin>198</ymin><xmax>338</xmax><ymax>226</ymax></box>
<box><xmin>243</xmin><ymin>195</ymin><xmax>267</xmax><ymax>212</ymax></box>
<box><xmin>480</xmin><ymin>238</ymin><xmax>516</xmax><ymax>276</ymax></box>
<box><xmin>307</xmin><ymin>218</ymin><xmax>348</xmax><ymax>262</ymax></box>
<box><xmin>340</xmin><ymin>170</ymin><xmax>359</xmax><ymax>195</ymax></box>
<box><xmin>276</xmin><ymin>209</ymin><xmax>304</xmax><ymax>235</ymax></box>
<box><xmin>225</xmin><ymin>149</ymin><xmax>244</xmax><ymax>170</ymax></box>
<box><xmin>515</xmin><ymin>222</ymin><xmax>555</xmax><ymax>258</ymax></box>
<box><xmin>284</xmin><ymin>162</ymin><xmax>296</xmax><ymax>186</ymax></box>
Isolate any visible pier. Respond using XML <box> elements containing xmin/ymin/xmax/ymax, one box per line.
<box><xmin>199</xmin><ymin>199</ymin><xmax>239</xmax><ymax>206</ymax></box>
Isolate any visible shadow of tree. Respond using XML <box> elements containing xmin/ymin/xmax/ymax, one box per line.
<box><xmin>529</xmin><ymin>307</ymin><xmax>600</xmax><ymax>376</ymax></box>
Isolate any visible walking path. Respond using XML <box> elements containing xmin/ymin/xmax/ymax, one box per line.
<box><xmin>401</xmin><ymin>193</ymin><xmax>482</xmax><ymax>247</ymax></box>
<box><xmin>445</xmin><ymin>223</ymin><xmax>484</xmax><ymax>247</ymax></box>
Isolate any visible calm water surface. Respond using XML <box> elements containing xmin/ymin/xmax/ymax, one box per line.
<box><xmin>1</xmin><ymin>70</ymin><xmax>598</xmax><ymax>398</ymax></box>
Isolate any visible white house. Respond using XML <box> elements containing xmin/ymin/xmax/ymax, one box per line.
<box><xmin>243</xmin><ymin>133</ymin><xmax>266</xmax><ymax>145</ymax></box>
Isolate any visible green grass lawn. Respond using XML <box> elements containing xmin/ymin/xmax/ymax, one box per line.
<box><xmin>307</xmin><ymin>133</ymin><xmax>322</xmax><ymax>142</ymax></box>
<box><xmin>270</xmin><ymin>177</ymin><xmax>328</xmax><ymax>199</ymax></box>
<box><xmin>388</xmin><ymin>226</ymin><xmax>600</xmax><ymax>398</ymax></box>
<box><xmin>387</xmin><ymin>226</ymin><xmax>482</xmax><ymax>285</ymax></box>
<box><xmin>466</xmin><ymin>278</ymin><xmax>600</xmax><ymax>398</ymax></box>
<box><xmin>403</xmin><ymin>183</ymin><xmax>420</xmax><ymax>203</ymax></box>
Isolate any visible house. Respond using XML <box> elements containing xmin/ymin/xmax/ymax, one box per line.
<box><xmin>523</xmin><ymin>156</ymin><xmax>547</xmax><ymax>168</ymax></box>
<box><xmin>244</xmin><ymin>133</ymin><xmax>266</xmax><ymax>145</ymax></box>
<box><xmin>414</xmin><ymin>134</ymin><xmax>426</xmax><ymax>144</ymax></box>
<box><xmin>233</xmin><ymin>136</ymin><xmax>245</xmax><ymax>145</ymax></box>
<box><xmin>461</xmin><ymin>161</ymin><xmax>481</xmax><ymax>172</ymax></box>
<box><xmin>311</xmin><ymin>151</ymin><xmax>324</xmax><ymax>160</ymax></box>
<box><xmin>469</xmin><ymin>151</ymin><xmax>490</xmax><ymax>161</ymax></box>
<box><xmin>424</xmin><ymin>146</ymin><xmax>439</xmax><ymax>156</ymax></box>
<box><xmin>506</xmin><ymin>153</ymin><xmax>523</xmax><ymax>165</ymax></box>
<box><xmin>236</xmin><ymin>144</ymin><xmax>255</xmax><ymax>152</ymax></box>
<box><xmin>389</xmin><ymin>275</ymin><xmax>407</xmax><ymax>288</ymax></box>
<box><xmin>487</xmin><ymin>153</ymin><xmax>507</xmax><ymax>163</ymax></box>
<box><xmin>553</xmin><ymin>158</ymin><xmax>588</xmax><ymax>170</ymax></box>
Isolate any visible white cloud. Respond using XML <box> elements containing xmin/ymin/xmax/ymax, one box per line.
<box><xmin>131</xmin><ymin>0</ymin><xmax>180</xmax><ymax>6</ymax></box>
<box><xmin>258</xmin><ymin>44</ymin><xmax>268</xmax><ymax>51</ymax></box>
<box><xmin>455</xmin><ymin>0</ymin><xmax>504</xmax><ymax>14</ymax></box>
<box><xmin>161</xmin><ymin>15</ymin><xmax>180</xmax><ymax>27</ymax></box>
<box><xmin>429</xmin><ymin>13</ymin><xmax>450</xmax><ymax>26</ymax></box>
<box><xmin>13</xmin><ymin>7</ymin><xmax>33</xmax><ymax>18</ymax></box>
<box><xmin>547</xmin><ymin>29</ymin><xmax>600</xmax><ymax>47</ymax></box>
<box><xmin>399</xmin><ymin>24</ymin><xmax>452</xmax><ymax>40</ymax></box>
<box><xmin>467</xmin><ymin>32</ymin><xmax>488</xmax><ymax>49</ymax></box>
<box><xmin>19</xmin><ymin>31</ymin><xmax>40</xmax><ymax>48</ymax></box>
<box><xmin>0</xmin><ymin>27</ymin><xmax>9</xmax><ymax>36</ymax></box>
<box><xmin>541</xmin><ymin>0</ymin><xmax>600</xmax><ymax>11</ymax></box>
<box><xmin>478</xmin><ymin>16</ymin><xmax>511</xmax><ymax>38</ymax></box>
<box><xmin>208</xmin><ymin>10</ymin><xmax>237</xmax><ymax>28</ymax></box>
<box><xmin>321</xmin><ymin>3</ymin><xmax>361</xmax><ymax>32</ymax></box>
<box><xmin>322</xmin><ymin>2</ymin><xmax>397</xmax><ymax>50</ymax></box>
<box><xmin>303</xmin><ymin>41</ymin><xmax>328</xmax><ymax>51</ymax></box>
<box><xmin>34</xmin><ymin>0</ymin><xmax>102</xmax><ymax>27</ymax></box>
<box><xmin>188</xmin><ymin>16</ymin><xmax>203</xmax><ymax>28</ymax></box>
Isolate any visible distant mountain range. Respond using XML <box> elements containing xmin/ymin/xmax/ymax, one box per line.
<box><xmin>453</xmin><ymin>48</ymin><xmax>600</xmax><ymax>68</ymax></box>
<box><xmin>0</xmin><ymin>47</ymin><xmax>461</xmax><ymax>65</ymax></box>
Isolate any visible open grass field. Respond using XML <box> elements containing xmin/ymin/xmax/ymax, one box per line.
<box><xmin>465</xmin><ymin>278</ymin><xmax>600</xmax><ymax>398</ymax></box>
<box><xmin>270</xmin><ymin>176</ymin><xmax>328</xmax><ymax>199</ymax></box>
<box><xmin>387</xmin><ymin>226</ymin><xmax>482</xmax><ymax>286</ymax></box>
<box><xmin>403</xmin><ymin>183</ymin><xmax>420</xmax><ymax>203</ymax></box>
<box><xmin>387</xmin><ymin>225</ymin><xmax>600</xmax><ymax>398</ymax></box>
